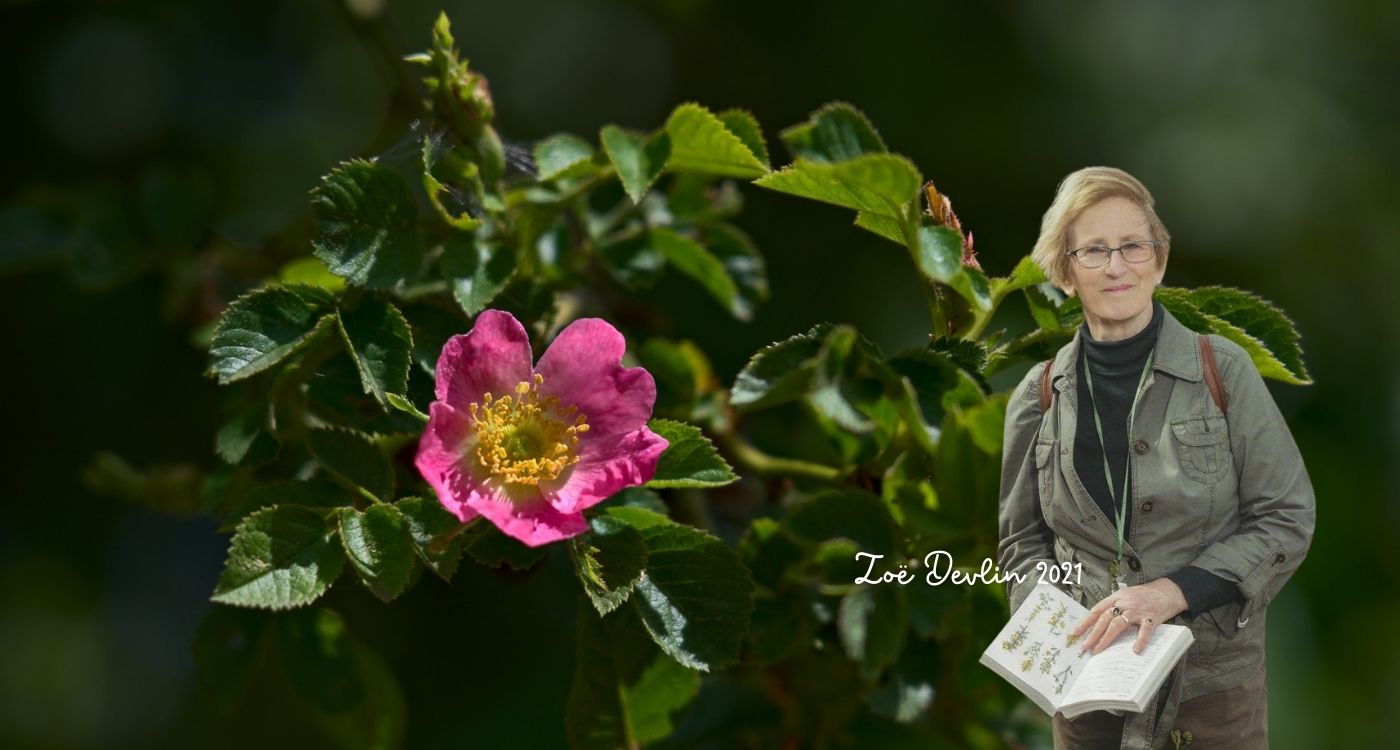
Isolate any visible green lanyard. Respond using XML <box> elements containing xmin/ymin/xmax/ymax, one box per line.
<box><xmin>1081</xmin><ymin>343</ymin><xmax>1155</xmax><ymax>581</ymax></box>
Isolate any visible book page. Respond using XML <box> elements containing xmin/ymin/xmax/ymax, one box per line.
<box><xmin>1061</xmin><ymin>623</ymin><xmax>1185</xmax><ymax>707</ymax></box>
<box><xmin>979</xmin><ymin>582</ymin><xmax>1093</xmax><ymax>712</ymax></box>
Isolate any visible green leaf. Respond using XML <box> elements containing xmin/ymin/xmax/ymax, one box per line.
<box><xmin>278</xmin><ymin>606</ymin><xmax>363</xmax><ymax>711</ymax></box>
<box><xmin>854</xmin><ymin>210</ymin><xmax>905</xmax><ymax>244</ymax></box>
<box><xmin>385</xmin><ymin>393</ymin><xmax>429</xmax><ymax>423</ymax></box>
<box><xmin>441</xmin><ymin>235</ymin><xmax>517</xmax><ymax>317</ymax></box>
<box><xmin>663</xmin><ymin>102</ymin><xmax>768</xmax><ymax>178</ymax></box>
<box><xmin>216</xmin><ymin>401</ymin><xmax>278</xmax><ymax>466</ymax></box>
<box><xmin>931</xmin><ymin>397</ymin><xmax>1001</xmax><ymax>523</ymax></box>
<box><xmin>277</xmin><ymin>256</ymin><xmax>347</xmax><ymax>294</ymax></box>
<box><xmin>337</xmin><ymin>300</ymin><xmax>413</xmax><ymax>408</ymax></box>
<box><xmin>601</xmin><ymin>125</ymin><xmax>670</xmax><ymax>204</ymax></box>
<box><xmin>305</xmin><ymin>354</ymin><xmax>426</xmax><ymax>436</ymax></box>
<box><xmin>277</xmin><ymin>607</ymin><xmax>406</xmax><ymax>750</ymax></box>
<box><xmin>915</xmin><ymin>225</ymin><xmax>992</xmax><ymax>311</ymax></box>
<box><xmin>635</xmin><ymin>338</ymin><xmax>713</xmax><ymax>416</ymax></box>
<box><xmin>193</xmin><ymin>606</ymin><xmax>270</xmax><ymax>707</ymax></box>
<box><xmin>605</xmin><ymin>507</ymin><xmax>755</xmax><ymax>672</ymax></box>
<box><xmin>311</xmin><ymin>160</ymin><xmax>425</xmax><ymax>289</ymax></box>
<box><xmin>738</xmin><ymin>517</ymin><xmax>805</xmax><ymax>591</ymax></box>
<box><xmin>729</xmin><ymin>322</ymin><xmax>834</xmax><ymax>411</ymax></box>
<box><xmin>706</xmin><ymin>223</ymin><xmax>769</xmax><ymax>319</ymax></box>
<box><xmin>753</xmin><ymin>154</ymin><xmax>920</xmax><ymax>219</ymax></box>
<box><xmin>866</xmin><ymin>639</ymin><xmax>939</xmax><ymax>723</ymax></box>
<box><xmin>925</xmin><ymin>337</ymin><xmax>989</xmax><ymax>376</ymax></box>
<box><xmin>1185</xmin><ymin>286</ymin><xmax>1310</xmax><ymax>384</ymax></box>
<box><xmin>991</xmin><ymin>255</ymin><xmax>1048</xmax><ymax>299</ymax></box>
<box><xmin>395</xmin><ymin>497</ymin><xmax>467</xmax><ymax>581</ymax></box>
<box><xmin>401</xmin><ymin>303</ymin><xmax>468</xmax><ymax>376</ymax></box>
<box><xmin>666</xmin><ymin>173</ymin><xmax>743</xmax><ymax>224</ymax></box>
<box><xmin>1024</xmin><ymin>283</ymin><xmax>1071</xmax><ymax>332</ymax></box>
<box><xmin>566</xmin><ymin>597</ymin><xmax>700</xmax><ymax>750</ymax></box>
<box><xmin>596</xmin><ymin>486</ymin><xmax>669</xmax><ymax>515</ymax></box>
<box><xmin>887</xmin><ymin>348</ymin><xmax>986</xmax><ymax>426</ymax></box>
<box><xmin>306</xmin><ymin>428</ymin><xmax>395</xmax><ymax>503</ymax></box>
<box><xmin>880</xmin><ymin>449</ymin><xmax>942</xmax><ymax>532</ymax></box>
<box><xmin>716</xmin><ymin>108</ymin><xmax>770</xmax><ymax>168</ymax></box>
<box><xmin>533</xmin><ymin>133</ymin><xmax>597</xmax><ymax>182</ymax></box>
<box><xmin>421</xmin><ymin>132</ymin><xmax>485</xmax><ymax>231</ymax></box>
<box><xmin>207</xmin><ymin>284</ymin><xmax>335</xmax><ymax>384</ymax></box>
<box><xmin>953</xmin><ymin>392</ymin><xmax>1007</xmax><ymax>455</ymax></box>
<box><xmin>781</xmin><ymin>488</ymin><xmax>897</xmax><ymax>555</ymax></box>
<box><xmin>211</xmin><ymin>505</ymin><xmax>345</xmax><ymax>610</ymax></box>
<box><xmin>779</xmin><ymin>101</ymin><xmax>888</xmax><ymax>162</ymax></box>
<box><xmin>571</xmin><ymin>513</ymin><xmax>649</xmax><ymax>616</ymax></box>
<box><xmin>1155</xmin><ymin>287</ymin><xmax>1310</xmax><ymax>384</ymax></box>
<box><xmin>838</xmin><ymin>586</ymin><xmax>908</xmax><ymax>681</ymax></box>
<box><xmin>337</xmin><ymin>505</ymin><xmax>415</xmax><ymax>603</ymax></box>
<box><xmin>648</xmin><ymin>227</ymin><xmax>743</xmax><ymax>319</ymax></box>
<box><xmin>805</xmin><ymin>325</ymin><xmax>874</xmax><ymax>433</ymax></box>
<box><xmin>598</xmin><ymin>233</ymin><xmax>665</xmax><ymax>289</ymax></box>
<box><xmin>463</xmin><ymin>520</ymin><xmax>550</xmax><ymax>571</ymax></box>
<box><xmin>645</xmin><ymin>418</ymin><xmax>737</xmax><ymax>488</ymax></box>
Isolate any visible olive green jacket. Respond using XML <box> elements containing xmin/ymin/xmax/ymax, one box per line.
<box><xmin>996</xmin><ymin>308</ymin><xmax>1315</xmax><ymax>748</ymax></box>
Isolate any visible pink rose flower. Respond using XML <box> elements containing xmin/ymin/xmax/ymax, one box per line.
<box><xmin>414</xmin><ymin>309</ymin><xmax>669</xmax><ymax>547</ymax></box>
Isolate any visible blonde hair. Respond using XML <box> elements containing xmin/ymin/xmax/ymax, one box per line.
<box><xmin>1031</xmin><ymin>166</ymin><xmax>1170</xmax><ymax>290</ymax></box>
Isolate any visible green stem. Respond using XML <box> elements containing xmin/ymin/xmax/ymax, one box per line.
<box><xmin>897</xmin><ymin>200</ymin><xmax>949</xmax><ymax>338</ymax></box>
<box><xmin>960</xmin><ymin>286</ymin><xmax>1009</xmax><ymax>341</ymax></box>
<box><xmin>718</xmin><ymin>432</ymin><xmax>843</xmax><ymax>482</ymax></box>
<box><xmin>983</xmin><ymin>327</ymin><xmax>1060</xmax><ymax>377</ymax></box>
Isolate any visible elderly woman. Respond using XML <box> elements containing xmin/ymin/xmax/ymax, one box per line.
<box><xmin>996</xmin><ymin>167</ymin><xmax>1315</xmax><ymax>749</ymax></box>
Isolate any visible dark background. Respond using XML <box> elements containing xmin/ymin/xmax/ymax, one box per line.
<box><xmin>2</xmin><ymin>0</ymin><xmax>1396</xmax><ymax>747</ymax></box>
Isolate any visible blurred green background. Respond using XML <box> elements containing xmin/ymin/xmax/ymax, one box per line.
<box><xmin>2</xmin><ymin>0</ymin><xmax>1395</xmax><ymax>747</ymax></box>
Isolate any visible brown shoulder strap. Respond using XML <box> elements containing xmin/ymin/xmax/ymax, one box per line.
<box><xmin>1038</xmin><ymin>359</ymin><xmax>1054</xmax><ymax>412</ymax></box>
<box><xmin>1198</xmin><ymin>334</ymin><xmax>1229</xmax><ymax>413</ymax></box>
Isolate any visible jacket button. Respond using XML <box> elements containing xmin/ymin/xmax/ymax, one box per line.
<box><xmin>1128</xmin><ymin>557</ymin><xmax>1141</xmax><ymax>572</ymax></box>
<box><xmin>1133</xmin><ymin>439</ymin><xmax>1149</xmax><ymax>455</ymax></box>
<box><xmin>1275</xmin><ymin>552</ymin><xmax>1286</xmax><ymax>564</ymax></box>
<box><xmin>1141</xmin><ymin>501</ymin><xmax>1154</xmax><ymax>512</ymax></box>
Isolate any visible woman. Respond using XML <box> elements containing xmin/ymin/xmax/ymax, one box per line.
<box><xmin>996</xmin><ymin>167</ymin><xmax>1315</xmax><ymax>749</ymax></box>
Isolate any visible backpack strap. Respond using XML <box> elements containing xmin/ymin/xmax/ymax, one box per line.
<box><xmin>1038</xmin><ymin>359</ymin><xmax>1055</xmax><ymax>412</ymax></box>
<box><xmin>1198</xmin><ymin>334</ymin><xmax>1229</xmax><ymax>413</ymax></box>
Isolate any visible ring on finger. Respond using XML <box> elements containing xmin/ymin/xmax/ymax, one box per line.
<box><xmin>1110</xmin><ymin>606</ymin><xmax>1122</xmax><ymax>617</ymax></box>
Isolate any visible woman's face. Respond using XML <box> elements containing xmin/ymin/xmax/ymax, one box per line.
<box><xmin>1062</xmin><ymin>196</ymin><xmax>1166</xmax><ymax>328</ymax></box>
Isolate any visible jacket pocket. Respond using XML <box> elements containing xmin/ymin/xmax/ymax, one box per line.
<box><xmin>1035</xmin><ymin>438</ymin><xmax>1055</xmax><ymax>503</ymax></box>
<box><xmin>1170</xmin><ymin>416</ymin><xmax>1230</xmax><ymax>483</ymax></box>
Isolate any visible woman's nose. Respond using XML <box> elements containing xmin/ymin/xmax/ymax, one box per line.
<box><xmin>1105</xmin><ymin>249</ymin><xmax>1130</xmax><ymax>275</ymax></box>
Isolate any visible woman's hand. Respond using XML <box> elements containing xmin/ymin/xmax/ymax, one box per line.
<box><xmin>1070</xmin><ymin>578</ymin><xmax>1189</xmax><ymax>655</ymax></box>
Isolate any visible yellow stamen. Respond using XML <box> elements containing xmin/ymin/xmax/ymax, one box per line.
<box><xmin>468</xmin><ymin>373</ymin><xmax>589</xmax><ymax>487</ymax></box>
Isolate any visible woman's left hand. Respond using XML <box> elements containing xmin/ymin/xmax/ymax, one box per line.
<box><xmin>1071</xmin><ymin>578</ymin><xmax>1189</xmax><ymax>655</ymax></box>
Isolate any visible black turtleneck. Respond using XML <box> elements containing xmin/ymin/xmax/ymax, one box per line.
<box><xmin>1074</xmin><ymin>299</ymin><xmax>1164</xmax><ymax>525</ymax></box>
<box><xmin>1073</xmin><ymin>299</ymin><xmax>1239</xmax><ymax>618</ymax></box>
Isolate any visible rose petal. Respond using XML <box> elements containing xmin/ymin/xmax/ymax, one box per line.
<box><xmin>464</xmin><ymin>481</ymin><xmax>589</xmax><ymax>547</ymax></box>
<box><xmin>435</xmin><ymin>309</ymin><xmax>534</xmax><ymax>409</ymax></box>
<box><xmin>542</xmin><ymin>428</ymin><xmax>670</xmax><ymax>514</ymax></box>
<box><xmin>533</xmin><ymin>317</ymin><xmax>657</xmax><ymax>437</ymax></box>
<box><xmin>413</xmin><ymin>401</ymin><xmax>482</xmax><ymax>523</ymax></box>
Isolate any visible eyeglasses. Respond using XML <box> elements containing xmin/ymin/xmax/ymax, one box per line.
<box><xmin>1066</xmin><ymin>240</ymin><xmax>1158</xmax><ymax>269</ymax></box>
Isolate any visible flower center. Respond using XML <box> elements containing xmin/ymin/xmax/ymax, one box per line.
<box><xmin>468</xmin><ymin>372</ymin><xmax>589</xmax><ymax>486</ymax></box>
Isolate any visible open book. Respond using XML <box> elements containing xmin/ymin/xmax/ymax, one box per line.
<box><xmin>979</xmin><ymin>582</ymin><xmax>1193</xmax><ymax>718</ymax></box>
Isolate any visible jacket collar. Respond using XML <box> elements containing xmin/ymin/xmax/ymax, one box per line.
<box><xmin>1049</xmin><ymin>303</ymin><xmax>1203</xmax><ymax>385</ymax></box>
